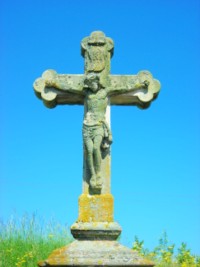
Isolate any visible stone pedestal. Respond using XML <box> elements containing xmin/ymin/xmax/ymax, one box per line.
<box><xmin>38</xmin><ymin>193</ymin><xmax>154</xmax><ymax>267</ymax></box>
<box><xmin>38</xmin><ymin>240</ymin><xmax>154</xmax><ymax>266</ymax></box>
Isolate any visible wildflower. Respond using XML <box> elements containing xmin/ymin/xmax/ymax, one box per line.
<box><xmin>48</xmin><ymin>233</ymin><xmax>54</xmax><ymax>238</ymax></box>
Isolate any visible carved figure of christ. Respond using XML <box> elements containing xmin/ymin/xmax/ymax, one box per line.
<box><xmin>33</xmin><ymin>31</ymin><xmax>160</xmax><ymax>194</ymax></box>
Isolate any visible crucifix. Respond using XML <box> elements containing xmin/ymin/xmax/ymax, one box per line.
<box><xmin>34</xmin><ymin>31</ymin><xmax>160</xmax><ymax>267</ymax></box>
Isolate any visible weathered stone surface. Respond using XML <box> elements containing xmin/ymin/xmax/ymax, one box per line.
<box><xmin>81</xmin><ymin>31</ymin><xmax>114</xmax><ymax>77</ymax></box>
<box><xmin>34</xmin><ymin>71</ymin><xmax>84</xmax><ymax>108</ymax></box>
<box><xmin>71</xmin><ymin>222</ymin><xmax>121</xmax><ymax>240</ymax></box>
<box><xmin>38</xmin><ymin>240</ymin><xmax>154</xmax><ymax>267</ymax></box>
<box><xmin>71</xmin><ymin>194</ymin><xmax>121</xmax><ymax>241</ymax></box>
<box><xmin>78</xmin><ymin>194</ymin><xmax>114</xmax><ymax>222</ymax></box>
<box><xmin>33</xmin><ymin>71</ymin><xmax>160</xmax><ymax>109</ymax></box>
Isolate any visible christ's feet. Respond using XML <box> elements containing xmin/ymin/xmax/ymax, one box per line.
<box><xmin>89</xmin><ymin>174</ymin><xmax>102</xmax><ymax>192</ymax></box>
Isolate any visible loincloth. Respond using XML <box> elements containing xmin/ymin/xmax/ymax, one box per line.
<box><xmin>83</xmin><ymin>123</ymin><xmax>104</xmax><ymax>141</ymax></box>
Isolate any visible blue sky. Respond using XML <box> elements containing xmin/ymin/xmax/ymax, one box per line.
<box><xmin>1</xmin><ymin>0</ymin><xmax>200</xmax><ymax>255</ymax></box>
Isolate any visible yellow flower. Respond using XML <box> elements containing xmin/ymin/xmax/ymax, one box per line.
<box><xmin>48</xmin><ymin>233</ymin><xmax>54</xmax><ymax>238</ymax></box>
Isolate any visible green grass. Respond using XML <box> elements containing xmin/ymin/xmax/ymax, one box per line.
<box><xmin>0</xmin><ymin>214</ymin><xmax>73</xmax><ymax>267</ymax></box>
<box><xmin>0</xmin><ymin>214</ymin><xmax>199</xmax><ymax>267</ymax></box>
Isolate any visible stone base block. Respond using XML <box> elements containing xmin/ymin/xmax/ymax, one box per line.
<box><xmin>38</xmin><ymin>240</ymin><xmax>154</xmax><ymax>267</ymax></box>
<box><xmin>78</xmin><ymin>194</ymin><xmax>114</xmax><ymax>222</ymax></box>
<box><xmin>71</xmin><ymin>221</ymin><xmax>121</xmax><ymax>240</ymax></box>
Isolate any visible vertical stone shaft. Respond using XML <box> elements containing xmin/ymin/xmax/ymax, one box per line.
<box><xmin>76</xmin><ymin>31</ymin><xmax>115</xmax><ymax>228</ymax></box>
<box><xmin>78</xmin><ymin>101</ymin><xmax>114</xmax><ymax>225</ymax></box>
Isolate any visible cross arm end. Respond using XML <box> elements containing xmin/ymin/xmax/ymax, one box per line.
<box><xmin>108</xmin><ymin>71</ymin><xmax>161</xmax><ymax>108</ymax></box>
<box><xmin>33</xmin><ymin>70</ymin><xmax>85</xmax><ymax>108</ymax></box>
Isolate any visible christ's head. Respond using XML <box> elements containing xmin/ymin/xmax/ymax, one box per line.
<box><xmin>84</xmin><ymin>73</ymin><xmax>101</xmax><ymax>92</ymax></box>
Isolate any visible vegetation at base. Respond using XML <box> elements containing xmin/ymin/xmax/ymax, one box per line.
<box><xmin>132</xmin><ymin>232</ymin><xmax>200</xmax><ymax>267</ymax></box>
<box><xmin>0</xmin><ymin>214</ymin><xmax>73</xmax><ymax>267</ymax></box>
<box><xmin>0</xmin><ymin>214</ymin><xmax>199</xmax><ymax>267</ymax></box>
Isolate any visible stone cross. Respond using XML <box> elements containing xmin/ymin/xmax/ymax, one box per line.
<box><xmin>34</xmin><ymin>31</ymin><xmax>160</xmax><ymax>267</ymax></box>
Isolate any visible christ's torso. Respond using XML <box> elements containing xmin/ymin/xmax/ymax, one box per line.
<box><xmin>83</xmin><ymin>89</ymin><xmax>108</xmax><ymax>126</ymax></box>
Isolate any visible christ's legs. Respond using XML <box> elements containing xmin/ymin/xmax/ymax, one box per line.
<box><xmin>84</xmin><ymin>137</ymin><xmax>96</xmax><ymax>187</ymax></box>
<box><xmin>83</xmin><ymin>124</ymin><xmax>104</xmax><ymax>189</ymax></box>
<box><xmin>93</xmin><ymin>135</ymin><xmax>103</xmax><ymax>186</ymax></box>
